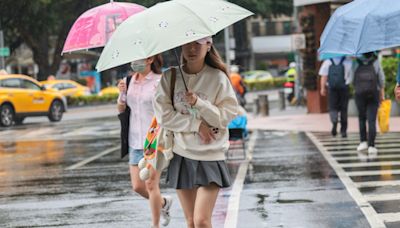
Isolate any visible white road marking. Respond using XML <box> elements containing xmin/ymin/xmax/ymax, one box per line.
<box><xmin>347</xmin><ymin>169</ymin><xmax>400</xmax><ymax>177</ymax></box>
<box><xmin>335</xmin><ymin>154</ymin><xmax>400</xmax><ymax>161</ymax></box>
<box><xmin>364</xmin><ymin>193</ymin><xmax>400</xmax><ymax>202</ymax></box>
<box><xmin>330</xmin><ymin>148</ymin><xmax>400</xmax><ymax>155</ymax></box>
<box><xmin>355</xmin><ymin>180</ymin><xmax>400</xmax><ymax>188</ymax></box>
<box><xmin>340</xmin><ymin>161</ymin><xmax>400</xmax><ymax>168</ymax></box>
<box><xmin>65</xmin><ymin>146</ymin><xmax>120</xmax><ymax>170</ymax></box>
<box><xmin>224</xmin><ymin>131</ymin><xmax>257</xmax><ymax>228</ymax></box>
<box><xmin>306</xmin><ymin>132</ymin><xmax>386</xmax><ymax>228</ymax></box>
<box><xmin>378</xmin><ymin>213</ymin><xmax>400</xmax><ymax>223</ymax></box>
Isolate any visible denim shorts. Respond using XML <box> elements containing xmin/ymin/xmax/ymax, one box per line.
<box><xmin>129</xmin><ymin>148</ymin><xmax>144</xmax><ymax>165</ymax></box>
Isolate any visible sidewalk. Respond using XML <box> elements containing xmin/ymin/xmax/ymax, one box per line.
<box><xmin>248</xmin><ymin>106</ymin><xmax>400</xmax><ymax>132</ymax></box>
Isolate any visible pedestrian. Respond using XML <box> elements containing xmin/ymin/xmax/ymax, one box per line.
<box><xmin>117</xmin><ymin>54</ymin><xmax>172</xmax><ymax>228</ymax></box>
<box><xmin>285</xmin><ymin>62</ymin><xmax>297</xmax><ymax>103</ymax></box>
<box><xmin>395</xmin><ymin>84</ymin><xmax>400</xmax><ymax>101</ymax></box>
<box><xmin>319</xmin><ymin>56</ymin><xmax>353</xmax><ymax>138</ymax></box>
<box><xmin>153</xmin><ymin>36</ymin><xmax>238</xmax><ymax>228</ymax></box>
<box><xmin>229</xmin><ymin>65</ymin><xmax>247</xmax><ymax>106</ymax></box>
<box><xmin>351</xmin><ymin>52</ymin><xmax>385</xmax><ymax>153</ymax></box>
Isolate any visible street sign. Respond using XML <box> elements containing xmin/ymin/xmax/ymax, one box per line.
<box><xmin>0</xmin><ymin>47</ymin><xmax>10</xmax><ymax>57</ymax></box>
<box><xmin>291</xmin><ymin>34</ymin><xmax>306</xmax><ymax>50</ymax></box>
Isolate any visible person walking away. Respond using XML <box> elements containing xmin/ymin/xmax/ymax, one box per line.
<box><xmin>352</xmin><ymin>52</ymin><xmax>385</xmax><ymax>153</ymax></box>
<box><xmin>229</xmin><ymin>65</ymin><xmax>246</xmax><ymax>106</ymax></box>
<box><xmin>117</xmin><ymin>55</ymin><xmax>172</xmax><ymax>228</ymax></box>
<box><xmin>153</xmin><ymin>36</ymin><xmax>238</xmax><ymax>228</ymax></box>
<box><xmin>319</xmin><ymin>56</ymin><xmax>353</xmax><ymax>137</ymax></box>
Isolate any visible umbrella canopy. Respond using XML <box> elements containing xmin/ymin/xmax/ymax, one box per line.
<box><xmin>319</xmin><ymin>0</ymin><xmax>400</xmax><ymax>56</ymax></box>
<box><xmin>62</xmin><ymin>1</ymin><xmax>146</xmax><ymax>53</ymax></box>
<box><xmin>96</xmin><ymin>0</ymin><xmax>253</xmax><ymax>72</ymax></box>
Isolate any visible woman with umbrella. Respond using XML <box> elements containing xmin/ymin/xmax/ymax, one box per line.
<box><xmin>117</xmin><ymin>55</ymin><xmax>173</xmax><ymax>228</ymax></box>
<box><xmin>153</xmin><ymin>37</ymin><xmax>238</xmax><ymax>228</ymax></box>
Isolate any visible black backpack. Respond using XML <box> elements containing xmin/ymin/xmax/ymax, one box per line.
<box><xmin>354</xmin><ymin>59</ymin><xmax>378</xmax><ymax>95</ymax></box>
<box><xmin>328</xmin><ymin>57</ymin><xmax>346</xmax><ymax>89</ymax></box>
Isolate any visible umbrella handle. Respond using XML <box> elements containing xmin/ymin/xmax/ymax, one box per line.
<box><xmin>173</xmin><ymin>48</ymin><xmax>189</xmax><ymax>92</ymax></box>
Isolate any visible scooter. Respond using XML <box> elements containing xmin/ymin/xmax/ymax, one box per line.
<box><xmin>283</xmin><ymin>81</ymin><xmax>295</xmax><ymax>103</ymax></box>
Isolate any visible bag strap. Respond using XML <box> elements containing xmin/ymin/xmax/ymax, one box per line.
<box><xmin>329</xmin><ymin>58</ymin><xmax>336</xmax><ymax>66</ymax></box>
<box><xmin>170</xmin><ymin>67</ymin><xmax>176</xmax><ymax>109</ymax></box>
<box><xmin>339</xmin><ymin>57</ymin><xmax>345</xmax><ymax>65</ymax></box>
<box><xmin>126</xmin><ymin>75</ymin><xmax>132</xmax><ymax>92</ymax></box>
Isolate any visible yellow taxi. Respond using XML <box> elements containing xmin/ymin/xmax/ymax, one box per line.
<box><xmin>0</xmin><ymin>74</ymin><xmax>67</xmax><ymax>127</ymax></box>
<box><xmin>40</xmin><ymin>79</ymin><xmax>91</xmax><ymax>98</ymax></box>
<box><xmin>98</xmin><ymin>86</ymin><xmax>119</xmax><ymax>96</ymax></box>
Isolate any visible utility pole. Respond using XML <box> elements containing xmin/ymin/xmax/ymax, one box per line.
<box><xmin>0</xmin><ymin>23</ymin><xmax>5</xmax><ymax>69</ymax></box>
<box><xmin>224</xmin><ymin>27</ymin><xmax>230</xmax><ymax>72</ymax></box>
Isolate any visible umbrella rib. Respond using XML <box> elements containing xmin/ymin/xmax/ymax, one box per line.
<box><xmin>355</xmin><ymin>10</ymin><xmax>373</xmax><ymax>54</ymax></box>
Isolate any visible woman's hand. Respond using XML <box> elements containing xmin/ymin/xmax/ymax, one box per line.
<box><xmin>198</xmin><ymin>121</ymin><xmax>215</xmax><ymax>144</ymax></box>
<box><xmin>185</xmin><ymin>91</ymin><xmax>197</xmax><ymax>106</ymax></box>
<box><xmin>395</xmin><ymin>85</ymin><xmax>400</xmax><ymax>101</ymax></box>
<box><xmin>117</xmin><ymin>103</ymin><xmax>126</xmax><ymax>113</ymax></box>
<box><xmin>118</xmin><ymin>80</ymin><xmax>127</xmax><ymax>93</ymax></box>
<box><xmin>380</xmin><ymin>89</ymin><xmax>385</xmax><ymax>102</ymax></box>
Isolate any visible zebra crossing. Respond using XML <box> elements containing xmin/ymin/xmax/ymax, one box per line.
<box><xmin>308</xmin><ymin>132</ymin><xmax>400</xmax><ymax>228</ymax></box>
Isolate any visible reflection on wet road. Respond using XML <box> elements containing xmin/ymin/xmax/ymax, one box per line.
<box><xmin>310</xmin><ymin>132</ymin><xmax>400</xmax><ymax>228</ymax></box>
<box><xmin>0</xmin><ymin>116</ymin><xmax>381</xmax><ymax>227</ymax></box>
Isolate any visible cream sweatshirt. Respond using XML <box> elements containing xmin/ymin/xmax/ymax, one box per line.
<box><xmin>153</xmin><ymin>65</ymin><xmax>238</xmax><ymax>161</ymax></box>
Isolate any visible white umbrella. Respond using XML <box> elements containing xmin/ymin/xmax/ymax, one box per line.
<box><xmin>96</xmin><ymin>0</ymin><xmax>253</xmax><ymax>72</ymax></box>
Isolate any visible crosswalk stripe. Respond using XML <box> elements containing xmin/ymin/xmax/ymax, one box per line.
<box><xmin>355</xmin><ymin>180</ymin><xmax>400</xmax><ymax>188</ymax></box>
<box><xmin>306</xmin><ymin>132</ymin><xmax>385</xmax><ymax>228</ymax></box>
<box><xmin>341</xmin><ymin>161</ymin><xmax>400</xmax><ymax>168</ymax></box>
<box><xmin>330</xmin><ymin>148</ymin><xmax>400</xmax><ymax>155</ymax></box>
<box><xmin>347</xmin><ymin>169</ymin><xmax>400</xmax><ymax>177</ymax></box>
<box><xmin>364</xmin><ymin>193</ymin><xmax>400</xmax><ymax>202</ymax></box>
<box><xmin>336</xmin><ymin>154</ymin><xmax>400</xmax><ymax>161</ymax></box>
<box><xmin>378</xmin><ymin>213</ymin><xmax>400</xmax><ymax>223</ymax></box>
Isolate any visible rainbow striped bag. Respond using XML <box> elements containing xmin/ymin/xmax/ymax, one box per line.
<box><xmin>138</xmin><ymin>117</ymin><xmax>174</xmax><ymax>181</ymax></box>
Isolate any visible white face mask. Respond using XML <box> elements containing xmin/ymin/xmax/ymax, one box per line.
<box><xmin>130</xmin><ymin>59</ymin><xmax>147</xmax><ymax>73</ymax></box>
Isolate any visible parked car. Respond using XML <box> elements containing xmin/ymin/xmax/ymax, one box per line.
<box><xmin>0</xmin><ymin>74</ymin><xmax>67</xmax><ymax>127</ymax></box>
<box><xmin>242</xmin><ymin>70</ymin><xmax>273</xmax><ymax>84</ymax></box>
<box><xmin>40</xmin><ymin>79</ymin><xmax>91</xmax><ymax>98</ymax></box>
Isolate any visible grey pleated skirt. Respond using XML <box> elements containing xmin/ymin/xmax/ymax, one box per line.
<box><xmin>167</xmin><ymin>153</ymin><xmax>232</xmax><ymax>189</ymax></box>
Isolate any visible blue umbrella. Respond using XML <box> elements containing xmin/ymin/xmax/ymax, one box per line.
<box><xmin>319</xmin><ymin>0</ymin><xmax>400</xmax><ymax>56</ymax></box>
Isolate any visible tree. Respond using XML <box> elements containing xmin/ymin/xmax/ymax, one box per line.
<box><xmin>230</xmin><ymin>0</ymin><xmax>293</xmax><ymax>17</ymax></box>
<box><xmin>0</xmin><ymin>0</ymin><xmax>162</xmax><ymax>80</ymax></box>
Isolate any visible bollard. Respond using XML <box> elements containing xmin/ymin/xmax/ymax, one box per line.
<box><xmin>279</xmin><ymin>90</ymin><xmax>286</xmax><ymax>110</ymax></box>
<box><xmin>253</xmin><ymin>98</ymin><xmax>259</xmax><ymax>114</ymax></box>
<box><xmin>258</xmin><ymin>95</ymin><xmax>269</xmax><ymax>116</ymax></box>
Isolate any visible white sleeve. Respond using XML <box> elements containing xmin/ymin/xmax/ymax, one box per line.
<box><xmin>318</xmin><ymin>60</ymin><xmax>331</xmax><ymax>77</ymax></box>
<box><xmin>193</xmin><ymin>74</ymin><xmax>238</xmax><ymax>129</ymax></box>
<box><xmin>153</xmin><ymin>70</ymin><xmax>202</xmax><ymax>133</ymax></box>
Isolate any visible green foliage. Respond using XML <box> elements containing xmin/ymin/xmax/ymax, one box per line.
<box><xmin>381</xmin><ymin>57</ymin><xmax>399</xmax><ymax>100</ymax></box>
<box><xmin>244</xmin><ymin>77</ymin><xmax>286</xmax><ymax>91</ymax></box>
<box><xmin>229</xmin><ymin>0</ymin><xmax>293</xmax><ymax>17</ymax></box>
<box><xmin>67</xmin><ymin>94</ymin><xmax>118</xmax><ymax>106</ymax></box>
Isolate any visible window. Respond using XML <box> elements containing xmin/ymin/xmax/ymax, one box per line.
<box><xmin>0</xmin><ymin>78</ymin><xmax>21</xmax><ymax>88</ymax></box>
<box><xmin>21</xmin><ymin>79</ymin><xmax>41</xmax><ymax>91</ymax></box>
<box><xmin>63</xmin><ymin>83</ymin><xmax>76</xmax><ymax>89</ymax></box>
<box><xmin>52</xmin><ymin>83</ymin><xmax>64</xmax><ymax>90</ymax></box>
<box><xmin>252</xmin><ymin>21</ymin><xmax>260</xmax><ymax>36</ymax></box>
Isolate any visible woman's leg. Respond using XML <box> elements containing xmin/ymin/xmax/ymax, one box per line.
<box><xmin>130</xmin><ymin>166</ymin><xmax>148</xmax><ymax>198</ymax></box>
<box><xmin>145</xmin><ymin>168</ymin><xmax>163</xmax><ymax>227</ymax></box>
<box><xmin>177</xmin><ymin>188</ymin><xmax>197</xmax><ymax>228</ymax></box>
<box><xmin>193</xmin><ymin>183</ymin><xmax>220</xmax><ymax>228</ymax></box>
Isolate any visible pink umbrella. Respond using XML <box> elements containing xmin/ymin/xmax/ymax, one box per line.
<box><xmin>62</xmin><ymin>1</ymin><xmax>146</xmax><ymax>53</ymax></box>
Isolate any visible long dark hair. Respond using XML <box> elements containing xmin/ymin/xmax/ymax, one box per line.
<box><xmin>205</xmin><ymin>46</ymin><xmax>229</xmax><ymax>77</ymax></box>
<box><xmin>150</xmin><ymin>54</ymin><xmax>163</xmax><ymax>74</ymax></box>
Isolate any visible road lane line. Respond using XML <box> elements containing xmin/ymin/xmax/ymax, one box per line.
<box><xmin>65</xmin><ymin>145</ymin><xmax>120</xmax><ymax>170</ymax></box>
<box><xmin>224</xmin><ymin>131</ymin><xmax>257</xmax><ymax>228</ymax></box>
<box><xmin>306</xmin><ymin>132</ymin><xmax>385</xmax><ymax>228</ymax></box>
<box><xmin>335</xmin><ymin>154</ymin><xmax>400</xmax><ymax>161</ymax></box>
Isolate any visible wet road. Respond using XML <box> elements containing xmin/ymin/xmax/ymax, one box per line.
<box><xmin>310</xmin><ymin>132</ymin><xmax>400</xmax><ymax>228</ymax></box>
<box><xmin>0</xmin><ymin>115</ymin><xmax>374</xmax><ymax>227</ymax></box>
